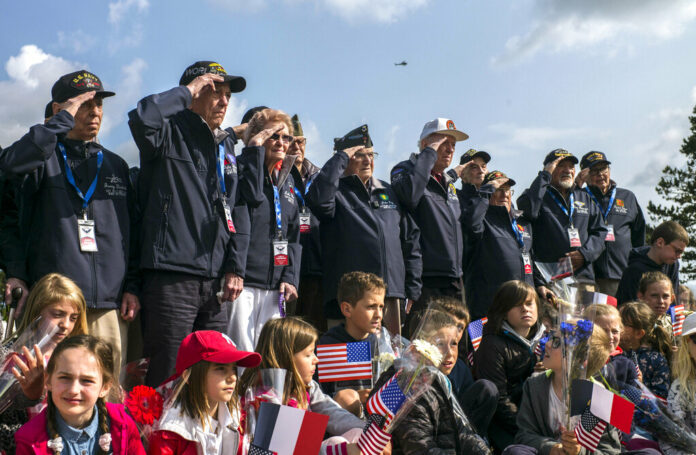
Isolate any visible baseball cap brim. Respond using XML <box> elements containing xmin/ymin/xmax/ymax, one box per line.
<box><xmin>162</xmin><ymin>347</ymin><xmax>262</xmax><ymax>386</ymax></box>
<box><xmin>461</xmin><ymin>150</ymin><xmax>491</xmax><ymax>164</ymax></box>
<box><xmin>95</xmin><ymin>91</ymin><xmax>115</xmax><ymax>99</ymax></box>
<box><xmin>585</xmin><ymin>159</ymin><xmax>611</xmax><ymax>169</ymax></box>
<box><xmin>222</xmin><ymin>75</ymin><xmax>246</xmax><ymax>93</ymax></box>
<box><xmin>435</xmin><ymin>129</ymin><xmax>469</xmax><ymax>141</ymax></box>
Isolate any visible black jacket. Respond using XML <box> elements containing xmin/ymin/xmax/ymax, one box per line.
<box><xmin>0</xmin><ymin>111</ymin><xmax>138</xmax><ymax>309</ymax></box>
<box><xmin>390</xmin><ymin>148</ymin><xmax>463</xmax><ymax>280</ymax></box>
<box><xmin>128</xmin><ymin>86</ymin><xmax>263</xmax><ymax>278</ymax></box>
<box><xmin>473</xmin><ymin>324</ymin><xmax>540</xmax><ymax>440</ymax></box>
<box><xmin>615</xmin><ymin>245</ymin><xmax>680</xmax><ymax>306</ymax></box>
<box><xmin>290</xmin><ymin>159</ymin><xmax>322</xmax><ymax>278</ymax></box>
<box><xmin>239</xmin><ymin>156</ymin><xmax>301</xmax><ymax>289</ymax></box>
<box><xmin>0</xmin><ymin>172</ymin><xmax>24</xmax><ymax>278</ymax></box>
<box><xmin>306</xmin><ymin>152</ymin><xmax>422</xmax><ymax>318</ymax></box>
<box><xmin>371</xmin><ymin>365</ymin><xmax>490</xmax><ymax>455</ymax></box>
<box><xmin>317</xmin><ymin>324</ymin><xmax>373</xmax><ymax>397</ymax></box>
<box><xmin>584</xmin><ymin>183</ymin><xmax>646</xmax><ymax>280</ymax></box>
<box><xmin>517</xmin><ymin>171</ymin><xmax>608</xmax><ymax>283</ymax></box>
<box><xmin>461</xmin><ymin>183</ymin><xmax>536</xmax><ymax>320</ymax></box>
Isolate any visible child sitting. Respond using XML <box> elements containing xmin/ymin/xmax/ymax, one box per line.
<box><xmin>637</xmin><ymin>271</ymin><xmax>677</xmax><ymax>335</ymax></box>
<box><xmin>148</xmin><ymin>330</ymin><xmax>262</xmax><ymax>454</ymax></box>
<box><xmin>619</xmin><ymin>302</ymin><xmax>672</xmax><ymax>400</ymax></box>
<box><xmin>318</xmin><ymin>271</ymin><xmax>385</xmax><ymax>415</ymax></box>
<box><xmin>15</xmin><ymin>335</ymin><xmax>144</xmax><ymax>454</ymax></box>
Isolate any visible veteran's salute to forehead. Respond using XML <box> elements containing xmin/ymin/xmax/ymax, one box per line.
<box><xmin>128</xmin><ymin>60</ymin><xmax>266</xmax><ymax>387</ymax></box>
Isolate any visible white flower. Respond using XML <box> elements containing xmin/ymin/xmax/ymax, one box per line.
<box><xmin>99</xmin><ymin>433</ymin><xmax>112</xmax><ymax>451</ymax></box>
<box><xmin>411</xmin><ymin>339</ymin><xmax>443</xmax><ymax>367</ymax></box>
<box><xmin>47</xmin><ymin>436</ymin><xmax>64</xmax><ymax>453</ymax></box>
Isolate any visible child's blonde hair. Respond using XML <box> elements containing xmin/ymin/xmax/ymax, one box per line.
<box><xmin>583</xmin><ymin>303</ymin><xmax>621</xmax><ymax>325</ymax></box>
<box><xmin>8</xmin><ymin>273</ymin><xmax>88</xmax><ymax>341</ymax></box>
<box><xmin>237</xmin><ymin>317</ymin><xmax>318</xmax><ymax>409</ymax></box>
<box><xmin>620</xmin><ymin>301</ymin><xmax>673</xmax><ymax>364</ymax></box>
<box><xmin>585</xmin><ymin>325</ymin><xmax>613</xmax><ymax>377</ymax></box>
<box><xmin>671</xmin><ymin>335</ymin><xmax>696</xmax><ymax>406</ymax></box>
<box><xmin>638</xmin><ymin>271</ymin><xmax>674</xmax><ymax>296</ymax></box>
<box><xmin>45</xmin><ymin>335</ymin><xmax>114</xmax><ymax>455</ymax></box>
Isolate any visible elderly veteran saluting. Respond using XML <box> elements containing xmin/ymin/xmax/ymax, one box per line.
<box><xmin>128</xmin><ymin>61</ymin><xmax>267</xmax><ymax>387</ymax></box>
<box><xmin>517</xmin><ymin>149</ymin><xmax>608</xmax><ymax>300</ymax></box>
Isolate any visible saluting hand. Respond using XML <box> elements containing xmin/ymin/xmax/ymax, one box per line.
<box><xmin>457</xmin><ymin>160</ymin><xmax>479</xmax><ymax>184</ymax></box>
<box><xmin>544</xmin><ymin>156</ymin><xmax>564</xmax><ymax>175</ymax></box>
<box><xmin>574</xmin><ymin>167</ymin><xmax>589</xmax><ymax>188</ymax></box>
<box><xmin>248</xmin><ymin>124</ymin><xmax>285</xmax><ymax>147</ymax></box>
<box><xmin>421</xmin><ymin>133</ymin><xmax>448</xmax><ymax>152</ymax></box>
<box><xmin>186</xmin><ymin>73</ymin><xmax>224</xmax><ymax>101</ymax></box>
<box><xmin>488</xmin><ymin>177</ymin><xmax>509</xmax><ymax>190</ymax></box>
<box><xmin>342</xmin><ymin>145</ymin><xmax>364</xmax><ymax>159</ymax></box>
<box><xmin>55</xmin><ymin>91</ymin><xmax>96</xmax><ymax>118</ymax></box>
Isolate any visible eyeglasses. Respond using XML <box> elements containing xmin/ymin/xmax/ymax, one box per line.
<box><xmin>270</xmin><ymin>133</ymin><xmax>294</xmax><ymax>144</ymax></box>
<box><xmin>589</xmin><ymin>166</ymin><xmax>610</xmax><ymax>176</ymax></box>
<box><xmin>547</xmin><ymin>335</ymin><xmax>562</xmax><ymax>350</ymax></box>
<box><xmin>292</xmin><ymin>137</ymin><xmax>306</xmax><ymax>145</ymax></box>
<box><xmin>667</xmin><ymin>242</ymin><xmax>686</xmax><ymax>256</ymax></box>
<box><xmin>354</xmin><ymin>152</ymin><xmax>378</xmax><ymax>160</ymax></box>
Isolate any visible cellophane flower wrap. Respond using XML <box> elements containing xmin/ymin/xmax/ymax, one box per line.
<box><xmin>241</xmin><ymin>368</ymin><xmax>287</xmax><ymax>455</ymax></box>
<box><xmin>619</xmin><ymin>379</ymin><xmax>696</xmax><ymax>453</ymax></box>
<box><xmin>0</xmin><ymin>316</ymin><xmax>59</xmax><ymax>414</ymax></box>
<box><xmin>369</xmin><ymin>326</ymin><xmax>410</xmax><ymax>384</ymax></box>
<box><xmin>125</xmin><ymin>384</ymin><xmax>164</xmax><ymax>446</ymax></box>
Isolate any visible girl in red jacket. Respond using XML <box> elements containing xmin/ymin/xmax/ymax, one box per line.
<box><xmin>147</xmin><ymin>330</ymin><xmax>262</xmax><ymax>455</ymax></box>
<box><xmin>14</xmin><ymin>335</ymin><xmax>145</xmax><ymax>454</ymax></box>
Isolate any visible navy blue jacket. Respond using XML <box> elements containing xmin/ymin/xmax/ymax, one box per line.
<box><xmin>584</xmin><ymin>183</ymin><xmax>646</xmax><ymax>281</ymax></box>
<box><xmin>517</xmin><ymin>171</ymin><xmax>608</xmax><ymax>283</ymax></box>
<box><xmin>238</xmin><ymin>156</ymin><xmax>301</xmax><ymax>289</ymax></box>
<box><xmin>616</xmin><ymin>246</ymin><xmax>680</xmax><ymax>306</ymax></box>
<box><xmin>461</xmin><ymin>183</ymin><xmax>535</xmax><ymax>320</ymax></box>
<box><xmin>128</xmin><ymin>86</ymin><xmax>263</xmax><ymax>278</ymax></box>
<box><xmin>0</xmin><ymin>111</ymin><xmax>138</xmax><ymax>309</ymax></box>
<box><xmin>390</xmin><ymin>148</ymin><xmax>463</xmax><ymax>280</ymax></box>
<box><xmin>306</xmin><ymin>151</ymin><xmax>422</xmax><ymax>318</ymax></box>
<box><xmin>0</xmin><ymin>172</ymin><xmax>24</xmax><ymax>278</ymax></box>
<box><xmin>290</xmin><ymin>160</ymin><xmax>322</xmax><ymax>278</ymax></box>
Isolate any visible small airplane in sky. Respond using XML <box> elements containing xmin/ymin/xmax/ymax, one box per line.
<box><xmin>394</xmin><ymin>61</ymin><xmax>407</xmax><ymax>66</ymax></box>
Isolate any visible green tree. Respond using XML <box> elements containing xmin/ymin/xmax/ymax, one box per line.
<box><xmin>647</xmin><ymin>104</ymin><xmax>696</xmax><ymax>280</ymax></box>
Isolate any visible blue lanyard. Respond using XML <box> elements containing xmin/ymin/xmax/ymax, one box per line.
<box><xmin>510</xmin><ymin>219</ymin><xmax>525</xmax><ymax>250</ymax></box>
<box><xmin>58</xmin><ymin>143</ymin><xmax>103</xmax><ymax>212</ymax></box>
<box><xmin>293</xmin><ymin>186</ymin><xmax>305</xmax><ymax>206</ymax></box>
<box><xmin>584</xmin><ymin>186</ymin><xmax>616</xmax><ymax>220</ymax></box>
<box><xmin>217</xmin><ymin>143</ymin><xmax>227</xmax><ymax>196</ymax></box>
<box><xmin>272</xmin><ymin>184</ymin><xmax>283</xmax><ymax>234</ymax></box>
<box><xmin>547</xmin><ymin>189</ymin><xmax>575</xmax><ymax>226</ymax></box>
<box><xmin>293</xmin><ymin>174</ymin><xmax>316</xmax><ymax>207</ymax></box>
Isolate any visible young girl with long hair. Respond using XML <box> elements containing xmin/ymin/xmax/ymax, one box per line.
<box><xmin>659</xmin><ymin>313</ymin><xmax>696</xmax><ymax>455</ymax></box>
<box><xmin>637</xmin><ymin>271</ymin><xmax>676</xmax><ymax>335</ymax></box>
<box><xmin>0</xmin><ymin>273</ymin><xmax>88</xmax><ymax>452</ymax></box>
<box><xmin>14</xmin><ymin>335</ymin><xmax>144</xmax><ymax>454</ymax></box>
<box><xmin>236</xmin><ymin>317</ymin><xmax>369</xmax><ymax>454</ymax></box>
<box><xmin>148</xmin><ymin>330</ymin><xmax>262</xmax><ymax>454</ymax></box>
<box><xmin>620</xmin><ymin>302</ymin><xmax>672</xmax><ymax>399</ymax></box>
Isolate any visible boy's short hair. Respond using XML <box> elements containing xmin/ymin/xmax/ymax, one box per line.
<box><xmin>337</xmin><ymin>271</ymin><xmax>386</xmax><ymax>307</ymax></box>
<box><xmin>651</xmin><ymin>220</ymin><xmax>689</xmax><ymax>246</ymax></box>
<box><xmin>429</xmin><ymin>296</ymin><xmax>469</xmax><ymax>325</ymax></box>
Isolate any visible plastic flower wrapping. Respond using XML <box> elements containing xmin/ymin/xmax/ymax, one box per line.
<box><xmin>369</xmin><ymin>326</ymin><xmax>409</xmax><ymax>383</ymax></box>
<box><xmin>619</xmin><ymin>380</ymin><xmax>696</xmax><ymax>453</ymax></box>
<box><xmin>241</xmin><ymin>368</ymin><xmax>287</xmax><ymax>455</ymax></box>
<box><xmin>0</xmin><ymin>317</ymin><xmax>59</xmax><ymax>414</ymax></box>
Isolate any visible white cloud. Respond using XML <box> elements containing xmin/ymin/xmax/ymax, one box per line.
<box><xmin>302</xmin><ymin>119</ymin><xmax>332</xmax><ymax>166</ymax></box>
<box><xmin>207</xmin><ymin>0</ymin><xmax>428</xmax><ymax>22</ymax></box>
<box><xmin>108</xmin><ymin>0</ymin><xmax>149</xmax><ymax>24</ymax></box>
<box><xmin>494</xmin><ymin>0</ymin><xmax>696</xmax><ymax>64</ymax></box>
<box><xmin>0</xmin><ymin>45</ymin><xmax>81</xmax><ymax>147</ymax></box>
<box><xmin>100</xmin><ymin>58</ymin><xmax>148</xmax><ymax>138</ymax></box>
<box><xmin>57</xmin><ymin>30</ymin><xmax>96</xmax><ymax>54</ymax></box>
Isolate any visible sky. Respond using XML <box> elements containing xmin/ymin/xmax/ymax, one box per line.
<box><xmin>1</xmin><ymin>1</ymin><xmax>695</xmax><ymax>260</ymax></box>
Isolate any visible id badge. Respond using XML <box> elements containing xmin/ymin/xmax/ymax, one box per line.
<box><xmin>273</xmin><ymin>240</ymin><xmax>289</xmax><ymax>266</ymax></box>
<box><xmin>522</xmin><ymin>253</ymin><xmax>533</xmax><ymax>275</ymax></box>
<box><xmin>605</xmin><ymin>224</ymin><xmax>615</xmax><ymax>242</ymax></box>
<box><xmin>223</xmin><ymin>201</ymin><xmax>235</xmax><ymax>233</ymax></box>
<box><xmin>299</xmin><ymin>211</ymin><xmax>311</xmax><ymax>234</ymax></box>
<box><xmin>568</xmin><ymin>227</ymin><xmax>581</xmax><ymax>248</ymax></box>
<box><xmin>77</xmin><ymin>218</ymin><xmax>98</xmax><ymax>252</ymax></box>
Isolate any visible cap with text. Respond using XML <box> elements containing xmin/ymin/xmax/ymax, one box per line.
<box><xmin>51</xmin><ymin>70</ymin><xmax>115</xmax><ymax>104</ymax></box>
<box><xmin>460</xmin><ymin>148</ymin><xmax>492</xmax><ymax>165</ymax></box>
<box><xmin>179</xmin><ymin>61</ymin><xmax>246</xmax><ymax>93</ymax></box>
<box><xmin>543</xmin><ymin>149</ymin><xmax>578</xmax><ymax>166</ymax></box>
<box><xmin>484</xmin><ymin>170</ymin><xmax>516</xmax><ymax>187</ymax></box>
<box><xmin>580</xmin><ymin>151</ymin><xmax>611</xmax><ymax>170</ymax></box>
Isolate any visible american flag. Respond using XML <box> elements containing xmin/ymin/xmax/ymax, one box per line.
<box><xmin>468</xmin><ymin>317</ymin><xmax>488</xmax><ymax>351</ymax></box>
<box><xmin>317</xmin><ymin>341</ymin><xmax>372</xmax><ymax>382</ymax></box>
<box><xmin>249</xmin><ymin>445</ymin><xmax>277</xmax><ymax>455</ymax></box>
<box><xmin>551</xmin><ymin>256</ymin><xmax>573</xmax><ymax>281</ymax></box>
<box><xmin>669</xmin><ymin>304</ymin><xmax>685</xmax><ymax>336</ymax></box>
<box><xmin>357</xmin><ymin>422</ymin><xmax>392</xmax><ymax>455</ymax></box>
<box><xmin>574</xmin><ymin>407</ymin><xmax>607</xmax><ymax>452</ymax></box>
<box><xmin>366</xmin><ymin>375</ymin><xmax>406</xmax><ymax>427</ymax></box>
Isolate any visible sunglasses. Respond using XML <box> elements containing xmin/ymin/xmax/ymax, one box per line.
<box><xmin>354</xmin><ymin>152</ymin><xmax>378</xmax><ymax>160</ymax></box>
<box><xmin>270</xmin><ymin>133</ymin><xmax>294</xmax><ymax>144</ymax></box>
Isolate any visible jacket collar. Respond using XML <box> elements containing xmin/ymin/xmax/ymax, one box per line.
<box><xmin>268</xmin><ymin>154</ymin><xmax>298</xmax><ymax>189</ymax></box>
<box><xmin>587</xmin><ymin>181</ymin><xmax>617</xmax><ymax>198</ymax></box>
<box><xmin>501</xmin><ymin>321</ymin><xmax>546</xmax><ymax>350</ymax></box>
<box><xmin>181</xmin><ymin>109</ymin><xmax>230</xmax><ymax>146</ymax></box>
<box><xmin>157</xmin><ymin>401</ymin><xmax>239</xmax><ymax>443</ymax></box>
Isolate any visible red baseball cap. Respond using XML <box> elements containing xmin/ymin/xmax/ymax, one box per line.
<box><xmin>171</xmin><ymin>330</ymin><xmax>262</xmax><ymax>380</ymax></box>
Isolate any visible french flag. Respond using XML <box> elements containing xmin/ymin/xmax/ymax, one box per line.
<box><xmin>589</xmin><ymin>382</ymin><xmax>635</xmax><ymax>434</ymax></box>
<box><xmin>581</xmin><ymin>291</ymin><xmax>617</xmax><ymax>307</ymax></box>
<box><xmin>253</xmin><ymin>402</ymin><xmax>329</xmax><ymax>455</ymax></box>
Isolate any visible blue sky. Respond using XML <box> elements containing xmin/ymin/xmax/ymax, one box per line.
<box><xmin>2</xmin><ymin>0</ymin><xmax>696</xmax><ymax>225</ymax></box>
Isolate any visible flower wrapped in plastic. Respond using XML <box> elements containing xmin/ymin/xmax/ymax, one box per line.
<box><xmin>369</xmin><ymin>326</ymin><xmax>410</xmax><ymax>383</ymax></box>
<box><xmin>536</xmin><ymin>257</ymin><xmax>578</xmax><ymax>310</ymax></box>
<box><xmin>0</xmin><ymin>316</ymin><xmax>59</xmax><ymax>414</ymax></box>
<box><xmin>125</xmin><ymin>384</ymin><xmax>164</xmax><ymax>446</ymax></box>
<box><xmin>240</xmin><ymin>368</ymin><xmax>287</xmax><ymax>455</ymax></box>
<box><xmin>619</xmin><ymin>380</ymin><xmax>696</xmax><ymax>453</ymax></box>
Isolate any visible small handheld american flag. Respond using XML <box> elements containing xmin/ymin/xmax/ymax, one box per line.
<box><xmin>574</xmin><ymin>407</ymin><xmax>607</xmax><ymax>452</ymax></box>
<box><xmin>468</xmin><ymin>317</ymin><xmax>488</xmax><ymax>351</ymax></box>
<box><xmin>316</xmin><ymin>341</ymin><xmax>372</xmax><ymax>382</ymax></box>
<box><xmin>669</xmin><ymin>304</ymin><xmax>685</xmax><ymax>336</ymax></box>
<box><xmin>366</xmin><ymin>374</ymin><xmax>406</xmax><ymax>427</ymax></box>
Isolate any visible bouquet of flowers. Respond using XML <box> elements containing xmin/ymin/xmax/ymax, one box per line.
<box><xmin>369</xmin><ymin>326</ymin><xmax>410</xmax><ymax>383</ymax></box>
<box><xmin>0</xmin><ymin>316</ymin><xmax>59</xmax><ymax>414</ymax></box>
<box><xmin>620</xmin><ymin>380</ymin><xmax>696</xmax><ymax>453</ymax></box>
<box><xmin>241</xmin><ymin>368</ymin><xmax>287</xmax><ymax>455</ymax></box>
<box><xmin>125</xmin><ymin>384</ymin><xmax>164</xmax><ymax>447</ymax></box>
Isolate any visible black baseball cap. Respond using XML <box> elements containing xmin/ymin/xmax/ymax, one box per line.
<box><xmin>543</xmin><ymin>148</ymin><xmax>578</xmax><ymax>166</ymax></box>
<box><xmin>241</xmin><ymin>106</ymin><xmax>269</xmax><ymax>124</ymax></box>
<box><xmin>179</xmin><ymin>61</ymin><xmax>246</xmax><ymax>93</ymax></box>
<box><xmin>51</xmin><ymin>70</ymin><xmax>115</xmax><ymax>104</ymax></box>
<box><xmin>334</xmin><ymin>124</ymin><xmax>373</xmax><ymax>151</ymax></box>
<box><xmin>484</xmin><ymin>170</ymin><xmax>516</xmax><ymax>187</ymax></box>
<box><xmin>44</xmin><ymin>101</ymin><xmax>53</xmax><ymax>120</ymax></box>
<box><xmin>460</xmin><ymin>148</ymin><xmax>491</xmax><ymax>165</ymax></box>
<box><xmin>580</xmin><ymin>151</ymin><xmax>611</xmax><ymax>170</ymax></box>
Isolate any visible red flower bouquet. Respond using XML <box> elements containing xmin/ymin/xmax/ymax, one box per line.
<box><xmin>125</xmin><ymin>385</ymin><xmax>163</xmax><ymax>426</ymax></box>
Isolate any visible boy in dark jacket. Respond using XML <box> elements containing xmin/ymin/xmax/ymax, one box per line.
<box><xmin>616</xmin><ymin>220</ymin><xmax>688</xmax><ymax>306</ymax></box>
<box><xmin>318</xmin><ymin>272</ymin><xmax>386</xmax><ymax>415</ymax></box>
